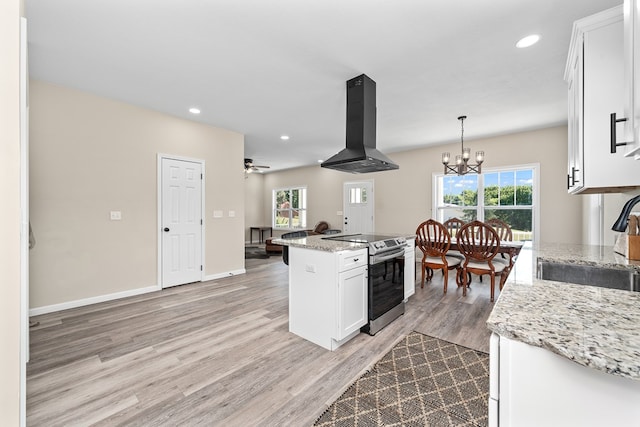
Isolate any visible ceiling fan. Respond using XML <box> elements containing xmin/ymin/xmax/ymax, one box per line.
<box><xmin>244</xmin><ymin>158</ymin><xmax>270</xmax><ymax>174</ymax></box>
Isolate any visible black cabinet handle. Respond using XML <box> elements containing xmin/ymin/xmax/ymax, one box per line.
<box><xmin>567</xmin><ymin>174</ymin><xmax>571</xmax><ymax>189</ymax></box>
<box><xmin>571</xmin><ymin>166</ymin><xmax>579</xmax><ymax>185</ymax></box>
<box><xmin>610</xmin><ymin>112</ymin><xmax>629</xmax><ymax>154</ymax></box>
<box><xmin>163</xmin><ymin>227</ymin><xmax>170</xmax><ymax>232</ymax></box>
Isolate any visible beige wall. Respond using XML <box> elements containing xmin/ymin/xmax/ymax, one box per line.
<box><xmin>29</xmin><ymin>80</ymin><xmax>245</xmax><ymax>309</ymax></box>
<box><xmin>244</xmin><ymin>173</ymin><xmax>266</xmax><ymax>242</ymax></box>
<box><xmin>0</xmin><ymin>0</ymin><xmax>23</xmax><ymax>423</ymax></box>
<box><xmin>262</xmin><ymin>167</ymin><xmax>348</xmax><ymax>238</ymax></box>
<box><xmin>261</xmin><ymin>125</ymin><xmax>583</xmax><ymax>244</ymax></box>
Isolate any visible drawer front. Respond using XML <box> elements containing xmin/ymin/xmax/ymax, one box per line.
<box><xmin>338</xmin><ymin>249</ymin><xmax>367</xmax><ymax>271</ymax></box>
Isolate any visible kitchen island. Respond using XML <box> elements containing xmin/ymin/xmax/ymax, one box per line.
<box><xmin>273</xmin><ymin>233</ymin><xmax>415</xmax><ymax>351</ymax></box>
<box><xmin>487</xmin><ymin>242</ymin><xmax>640</xmax><ymax>426</ymax></box>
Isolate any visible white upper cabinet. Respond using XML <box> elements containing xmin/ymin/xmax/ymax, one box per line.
<box><xmin>624</xmin><ymin>0</ymin><xmax>640</xmax><ymax>159</ymax></box>
<box><xmin>565</xmin><ymin>6</ymin><xmax>640</xmax><ymax>194</ymax></box>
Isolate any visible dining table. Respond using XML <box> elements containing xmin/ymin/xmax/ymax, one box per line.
<box><xmin>448</xmin><ymin>238</ymin><xmax>525</xmax><ymax>281</ymax></box>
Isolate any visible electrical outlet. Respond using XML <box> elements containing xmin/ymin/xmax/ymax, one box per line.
<box><xmin>228</xmin><ymin>210</ymin><xmax>235</xmax><ymax>217</ymax></box>
<box><xmin>305</xmin><ymin>264</ymin><xmax>316</xmax><ymax>273</ymax></box>
<box><xmin>337</xmin><ymin>211</ymin><xmax>343</xmax><ymax>216</ymax></box>
<box><xmin>213</xmin><ymin>210</ymin><xmax>223</xmax><ymax>218</ymax></box>
<box><xmin>110</xmin><ymin>211</ymin><xmax>122</xmax><ymax>220</ymax></box>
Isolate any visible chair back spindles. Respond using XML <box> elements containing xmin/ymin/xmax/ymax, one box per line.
<box><xmin>458</xmin><ymin>221</ymin><xmax>500</xmax><ymax>263</ymax></box>
<box><xmin>416</xmin><ymin>219</ymin><xmax>450</xmax><ymax>258</ymax></box>
<box><xmin>443</xmin><ymin>217</ymin><xmax>465</xmax><ymax>239</ymax></box>
<box><xmin>485</xmin><ymin>218</ymin><xmax>513</xmax><ymax>242</ymax></box>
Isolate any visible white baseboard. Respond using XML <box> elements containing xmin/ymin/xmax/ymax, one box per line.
<box><xmin>29</xmin><ymin>285</ymin><xmax>161</xmax><ymax>316</ymax></box>
<box><xmin>203</xmin><ymin>268</ymin><xmax>246</xmax><ymax>282</ymax></box>
<box><xmin>30</xmin><ymin>268</ymin><xmax>248</xmax><ymax>316</ymax></box>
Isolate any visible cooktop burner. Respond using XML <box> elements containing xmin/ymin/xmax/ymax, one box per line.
<box><xmin>322</xmin><ymin>233</ymin><xmax>408</xmax><ymax>256</ymax></box>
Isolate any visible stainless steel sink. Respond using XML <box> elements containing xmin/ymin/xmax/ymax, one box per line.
<box><xmin>537</xmin><ymin>261</ymin><xmax>640</xmax><ymax>292</ymax></box>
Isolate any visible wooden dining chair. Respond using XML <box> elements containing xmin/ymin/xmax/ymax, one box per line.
<box><xmin>485</xmin><ymin>218</ymin><xmax>514</xmax><ymax>266</ymax></box>
<box><xmin>443</xmin><ymin>217</ymin><xmax>473</xmax><ymax>284</ymax></box>
<box><xmin>415</xmin><ymin>219</ymin><xmax>462</xmax><ymax>294</ymax></box>
<box><xmin>457</xmin><ymin>220</ymin><xmax>507</xmax><ymax>302</ymax></box>
<box><xmin>443</xmin><ymin>217</ymin><xmax>465</xmax><ymax>261</ymax></box>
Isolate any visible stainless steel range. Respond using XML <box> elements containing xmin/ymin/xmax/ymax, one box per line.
<box><xmin>322</xmin><ymin>233</ymin><xmax>407</xmax><ymax>335</ymax></box>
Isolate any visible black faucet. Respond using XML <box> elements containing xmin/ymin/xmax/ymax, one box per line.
<box><xmin>612</xmin><ymin>194</ymin><xmax>640</xmax><ymax>232</ymax></box>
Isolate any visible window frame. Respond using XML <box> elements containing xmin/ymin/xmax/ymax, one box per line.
<box><xmin>272</xmin><ymin>186</ymin><xmax>308</xmax><ymax>230</ymax></box>
<box><xmin>432</xmin><ymin>163</ymin><xmax>540</xmax><ymax>243</ymax></box>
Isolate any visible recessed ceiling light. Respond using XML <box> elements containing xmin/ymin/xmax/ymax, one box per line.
<box><xmin>516</xmin><ymin>34</ymin><xmax>540</xmax><ymax>49</ymax></box>
<box><xmin>189</xmin><ymin>107</ymin><xmax>201</xmax><ymax>114</ymax></box>
<box><xmin>280</xmin><ymin>135</ymin><xmax>290</xmax><ymax>141</ymax></box>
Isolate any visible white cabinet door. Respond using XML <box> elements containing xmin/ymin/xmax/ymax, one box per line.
<box><xmin>624</xmin><ymin>0</ymin><xmax>640</xmax><ymax>158</ymax></box>
<box><xmin>489</xmin><ymin>333</ymin><xmax>500</xmax><ymax>427</ymax></box>
<box><xmin>403</xmin><ymin>242</ymin><xmax>415</xmax><ymax>299</ymax></box>
<box><xmin>583</xmin><ymin>15</ymin><xmax>634</xmax><ymax>189</ymax></box>
<box><xmin>567</xmin><ymin>44</ymin><xmax>583</xmax><ymax>192</ymax></box>
<box><xmin>336</xmin><ymin>266</ymin><xmax>367</xmax><ymax>340</ymax></box>
<box><xmin>566</xmin><ymin>6</ymin><xmax>640</xmax><ymax>193</ymax></box>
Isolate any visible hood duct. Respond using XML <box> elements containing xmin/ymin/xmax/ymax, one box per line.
<box><xmin>321</xmin><ymin>74</ymin><xmax>399</xmax><ymax>173</ymax></box>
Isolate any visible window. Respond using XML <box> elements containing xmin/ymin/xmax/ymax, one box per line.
<box><xmin>273</xmin><ymin>187</ymin><xmax>307</xmax><ymax>230</ymax></box>
<box><xmin>439</xmin><ymin>175</ymin><xmax>479</xmax><ymax>222</ymax></box>
<box><xmin>434</xmin><ymin>165</ymin><xmax>538</xmax><ymax>242</ymax></box>
<box><xmin>349</xmin><ymin>186</ymin><xmax>367</xmax><ymax>204</ymax></box>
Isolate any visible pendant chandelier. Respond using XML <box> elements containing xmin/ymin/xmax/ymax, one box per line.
<box><xmin>442</xmin><ymin>115</ymin><xmax>484</xmax><ymax>175</ymax></box>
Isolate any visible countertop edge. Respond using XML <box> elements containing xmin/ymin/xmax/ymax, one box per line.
<box><xmin>487</xmin><ymin>275</ymin><xmax>640</xmax><ymax>381</ymax></box>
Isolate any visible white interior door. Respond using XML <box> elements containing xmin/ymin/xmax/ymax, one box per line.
<box><xmin>161</xmin><ymin>157</ymin><xmax>203</xmax><ymax>288</ymax></box>
<box><xmin>343</xmin><ymin>181</ymin><xmax>374</xmax><ymax>234</ymax></box>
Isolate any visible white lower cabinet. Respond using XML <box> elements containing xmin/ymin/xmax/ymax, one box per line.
<box><xmin>337</xmin><ymin>265</ymin><xmax>367</xmax><ymax>340</ymax></box>
<box><xmin>403</xmin><ymin>240</ymin><xmax>415</xmax><ymax>300</ymax></box>
<box><xmin>289</xmin><ymin>247</ymin><xmax>367</xmax><ymax>350</ymax></box>
<box><xmin>490</xmin><ymin>333</ymin><xmax>640</xmax><ymax>426</ymax></box>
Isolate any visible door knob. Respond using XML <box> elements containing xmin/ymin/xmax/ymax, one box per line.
<box><xmin>163</xmin><ymin>227</ymin><xmax>170</xmax><ymax>232</ymax></box>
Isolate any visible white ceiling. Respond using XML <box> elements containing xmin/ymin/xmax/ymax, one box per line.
<box><xmin>26</xmin><ymin>0</ymin><xmax>621</xmax><ymax>172</ymax></box>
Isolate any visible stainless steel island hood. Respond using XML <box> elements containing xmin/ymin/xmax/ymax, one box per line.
<box><xmin>321</xmin><ymin>74</ymin><xmax>399</xmax><ymax>173</ymax></box>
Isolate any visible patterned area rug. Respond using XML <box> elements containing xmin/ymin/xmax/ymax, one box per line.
<box><xmin>314</xmin><ymin>332</ymin><xmax>489</xmax><ymax>427</ymax></box>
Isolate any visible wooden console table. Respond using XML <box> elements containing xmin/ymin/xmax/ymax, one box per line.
<box><xmin>250</xmin><ymin>226</ymin><xmax>273</xmax><ymax>244</ymax></box>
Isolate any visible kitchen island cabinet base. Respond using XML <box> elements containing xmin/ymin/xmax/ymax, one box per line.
<box><xmin>288</xmin><ymin>247</ymin><xmax>368</xmax><ymax>351</ymax></box>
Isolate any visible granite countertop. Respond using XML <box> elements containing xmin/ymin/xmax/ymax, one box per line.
<box><xmin>272</xmin><ymin>233</ymin><xmax>416</xmax><ymax>253</ymax></box>
<box><xmin>271</xmin><ymin>234</ymin><xmax>367</xmax><ymax>253</ymax></box>
<box><xmin>487</xmin><ymin>242</ymin><xmax>640</xmax><ymax>381</ymax></box>
<box><xmin>536</xmin><ymin>242</ymin><xmax>640</xmax><ymax>270</ymax></box>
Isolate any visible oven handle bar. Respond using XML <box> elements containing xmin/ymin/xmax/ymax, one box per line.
<box><xmin>370</xmin><ymin>246</ymin><xmax>407</xmax><ymax>264</ymax></box>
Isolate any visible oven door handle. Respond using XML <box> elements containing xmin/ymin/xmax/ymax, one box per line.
<box><xmin>370</xmin><ymin>246</ymin><xmax>407</xmax><ymax>264</ymax></box>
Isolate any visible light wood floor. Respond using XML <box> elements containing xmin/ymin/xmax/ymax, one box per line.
<box><xmin>27</xmin><ymin>254</ymin><xmax>496</xmax><ymax>426</ymax></box>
